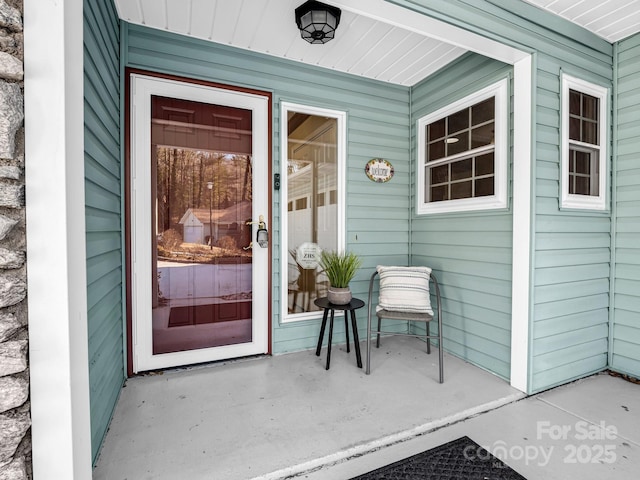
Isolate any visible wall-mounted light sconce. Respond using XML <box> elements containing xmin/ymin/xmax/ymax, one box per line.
<box><xmin>295</xmin><ymin>1</ymin><xmax>341</xmax><ymax>44</ymax></box>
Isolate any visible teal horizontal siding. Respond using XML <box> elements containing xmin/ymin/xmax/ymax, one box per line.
<box><xmin>535</xmin><ymin>279</ymin><xmax>609</xmax><ymax>305</ymax></box>
<box><xmin>530</xmin><ymin>48</ymin><xmax>613</xmax><ymax>392</ymax></box>
<box><xmin>104</xmin><ymin>0</ymin><xmax>635</xmax><ymax>396</ymax></box>
<box><xmin>532</xmin><ymin>354</ymin><xmax>607</xmax><ymax>392</ymax></box>
<box><xmin>405</xmin><ymin>0</ymin><xmax>617</xmax><ymax>389</ymax></box>
<box><xmin>125</xmin><ymin>22</ymin><xmax>410</xmax><ymax>353</ymax></box>
<box><xmin>84</xmin><ymin>0</ymin><xmax>123</xmax><ymax>463</ymax></box>
<box><xmin>535</xmin><ymin>265</ymin><xmax>610</xmax><ymax>287</ymax></box>
<box><xmin>410</xmin><ymin>53</ymin><xmax>514</xmax><ymax>380</ymax></box>
<box><xmin>611</xmin><ymin>33</ymin><xmax>640</xmax><ymax>378</ymax></box>
<box><xmin>535</xmin><ymin>309</ymin><xmax>606</xmax><ymax>338</ymax></box>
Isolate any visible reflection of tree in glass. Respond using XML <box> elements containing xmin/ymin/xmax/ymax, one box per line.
<box><xmin>156</xmin><ymin>148</ymin><xmax>252</xmax><ymax>232</ymax></box>
<box><xmin>154</xmin><ymin>146</ymin><xmax>252</xmax><ymax>262</ymax></box>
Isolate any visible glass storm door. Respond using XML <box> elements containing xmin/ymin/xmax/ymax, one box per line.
<box><xmin>130</xmin><ymin>74</ymin><xmax>269</xmax><ymax>372</ymax></box>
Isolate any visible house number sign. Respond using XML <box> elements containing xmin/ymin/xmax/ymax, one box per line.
<box><xmin>365</xmin><ymin>158</ymin><xmax>394</xmax><ymax>183</ymax></box>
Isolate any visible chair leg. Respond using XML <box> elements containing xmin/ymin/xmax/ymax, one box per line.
<box><xmin>376</xmin><ymin>316</ymin><xmax>382</xmax><ymax>348</ymax></box>
<box><xmin>426</xmin><ymin>322</ymin><xmax>431</xmax><ymax>355</ymax></box>
<box><xmin>366</xmin><ymin>308</ymin><xmax>372</xmax><ymax>374</ymax></box>
<box><xmin>438</xmin><ymin>325</ymin><xmax>444</xmax><ymax>384</ymax></box>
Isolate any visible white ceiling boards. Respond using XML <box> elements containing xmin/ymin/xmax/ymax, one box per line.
<box><xmin>115</xmin><ymin>0</ymin><xmax>638</xmax><ymax>86</ymax></box>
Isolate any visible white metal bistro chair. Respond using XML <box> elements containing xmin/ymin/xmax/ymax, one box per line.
<box><xmin>366</xmin><ymin>266</ymin><xmax>444</xmax><ymax>383</ymax></box>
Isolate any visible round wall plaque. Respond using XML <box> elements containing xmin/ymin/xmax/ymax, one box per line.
<box><xmin>365</xmin><ymin>158</ymin><xmax>394</xmax><ymax>183</ymax></box>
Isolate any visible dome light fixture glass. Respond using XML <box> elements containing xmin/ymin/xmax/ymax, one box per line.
<box><xmin>295</xmin><ymin>1</ymin><xmax>342</xmax><ymax>44</ymax></box>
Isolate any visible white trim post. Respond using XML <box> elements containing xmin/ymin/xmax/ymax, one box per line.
<box><xmin>510</xmin><ymin>55</ymin><xmax>534</xmax><ymax>393</ymax></box>
<box><xmin>24</xmin><ymin>0</ymin><xmax>93</xmax><ymax>478</ymax></box>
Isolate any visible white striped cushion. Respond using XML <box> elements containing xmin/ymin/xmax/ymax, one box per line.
<box><xmin>376</xmin><ymin>266</ymin><xmax>433</xmax><ymax>315</ymax></box>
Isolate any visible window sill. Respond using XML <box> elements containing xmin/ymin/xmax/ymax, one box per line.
<box><xmin>560</xmin><ymin>194</ymin><xmax>607</xmax><ymax>212</ymax></box>
<box><xmin>416</xmin><ymin>195</ymin><xmax>508</xmax><ymax>215</ymax></box>
<box><xmin>280</xmin><ymin>310</ymin><xmax>324</xmax><ymax>324</ymax></box>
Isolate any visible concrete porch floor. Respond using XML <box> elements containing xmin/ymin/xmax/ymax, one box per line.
<box><xmin>93</xmin><ymin>336</ymin><xmax>640</xmax><ymax>479</ymax></box>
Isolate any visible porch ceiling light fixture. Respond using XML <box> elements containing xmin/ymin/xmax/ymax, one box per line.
<box><xmin>295</xmin><ymin>0</ymin><xmax>341</xmax><ymax>44</ymax></box>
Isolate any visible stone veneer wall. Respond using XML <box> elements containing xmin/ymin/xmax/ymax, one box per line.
<box><xmin>0</xmin><ymin>0</ymin><xmax>29</xmax><ymax>479</ymax></box>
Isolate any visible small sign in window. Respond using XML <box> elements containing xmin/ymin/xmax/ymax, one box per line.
<box><xmin>296</xmin><ymin>242</ymin><xmax>321</xmax><ymax>270</ymax></box>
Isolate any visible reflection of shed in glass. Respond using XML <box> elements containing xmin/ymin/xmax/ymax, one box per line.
<box><xmin>179</xmin><ymin>201</ymin><xmax>252</xmax><ymax>247</ymax></box>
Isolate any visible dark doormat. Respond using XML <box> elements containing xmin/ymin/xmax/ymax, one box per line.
<box><xmin>350</xmin><ymin>436</ymin><xmax>527</xmax><ymax>480</ymax></box>
<box><xmin>167</xmin><ymin>301</ymin><xmax>251</xmax><ymax>327</ymax></box>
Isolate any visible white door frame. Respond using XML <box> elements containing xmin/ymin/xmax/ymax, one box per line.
<box><xmin>129</xmin><ymin>74</ymin><xmax>270</xmax><ymax>372</ymax></box>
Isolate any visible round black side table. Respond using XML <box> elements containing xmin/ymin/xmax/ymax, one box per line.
<box><xmin>314</xmin><ymin>297</ymin><xmax>365</xmax><ymax>370</ymax></box>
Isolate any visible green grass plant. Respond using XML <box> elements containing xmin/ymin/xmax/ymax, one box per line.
<box><xmin>319</xmin><ymin>250</ymin><xmax>362</xmax><ymax>288</ymax></box>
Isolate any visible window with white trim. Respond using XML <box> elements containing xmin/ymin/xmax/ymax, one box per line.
<box><xmin>561</xmin><ymin>74</ymin><xmax>608</xmax><ymax>210</ymax></box>
<box><xmin>281</xmin><ymin>103</ymin><xmax>346</xmax><ymax>323</ymax></box>
<box><xmin>417</xmin><ymin>79</ymin><xmax>508</xmax><ymax>215</ymax></box>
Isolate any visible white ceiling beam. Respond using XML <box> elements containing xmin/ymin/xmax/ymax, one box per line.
<box><xmin>329</xmin><ymin>0</ymin><xmax>530</xmax><ymax>65</ymax></box>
